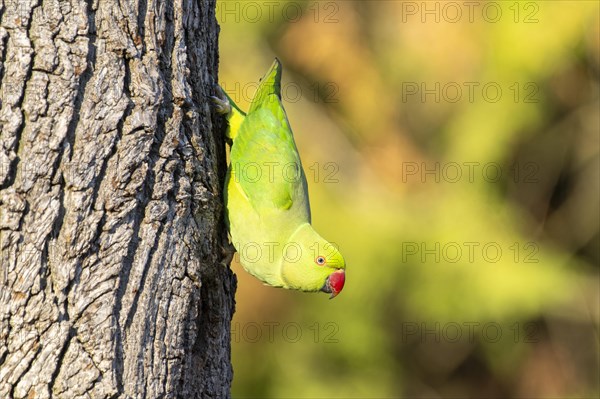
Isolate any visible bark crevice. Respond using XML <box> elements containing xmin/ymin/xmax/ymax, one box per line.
<box><xmin>47</xmin><ymin>326</ymin><xmax>75</xmax><ymax>395</ymax></box>
<box><xmin>62</xmin><ymin>1</ymin><xmax>96</xmax><ymax>166</ymax></box>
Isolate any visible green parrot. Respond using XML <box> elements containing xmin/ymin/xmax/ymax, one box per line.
<box><xmin>213</xmin><ymin>59</ymin><xmax>346</xmax><ymax>298</ymax></box>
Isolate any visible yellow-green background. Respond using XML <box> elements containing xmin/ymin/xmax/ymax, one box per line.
<box><xmin>217</xmin><ymin>1</ymin><xmax>599</xmax><ymax>397</ymax></box>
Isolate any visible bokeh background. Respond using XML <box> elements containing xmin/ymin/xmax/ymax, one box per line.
<box><xmin>216</xmin><ymin>1</ymin><xmax>599</xmax><ymax>398</ymax></box>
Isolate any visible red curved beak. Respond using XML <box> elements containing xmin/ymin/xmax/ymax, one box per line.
<box><xmin>321</xmin><ymin>269</ymin><xmax>345</xmax><ymax>299</ymax></box>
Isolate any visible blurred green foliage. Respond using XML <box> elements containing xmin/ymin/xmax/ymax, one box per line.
<box><xmin>217</xmin><ymin>1</ymin><xmax>599</xmax><ymax>397</ymax></box>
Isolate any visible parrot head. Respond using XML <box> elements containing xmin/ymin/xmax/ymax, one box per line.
<box><xmin>281</xmin><ymin>224</ymin><xmax>346</xmax><ymax>298</ymax></box>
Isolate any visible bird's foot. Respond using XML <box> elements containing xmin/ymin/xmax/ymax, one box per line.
<box><xmin>220</xmin><ymin>240</ymin><xmax>236</xmax><ymax>267</ymax></box>
<box><xmin>211</xmin><ymin>85</ymin><xmax>232</xmax><ymax>116</ymax></box>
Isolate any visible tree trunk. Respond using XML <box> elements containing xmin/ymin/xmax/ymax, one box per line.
<box><xmin>0</xmin><ymin>0</ymin><xmax>235</xmax><ymax>398</ymax></box>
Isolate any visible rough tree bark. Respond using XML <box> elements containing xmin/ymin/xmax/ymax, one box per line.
<box><xmin>0</xmin><ymin>0</ymin><xmax>236</xmax><ymax>398</ymax></box>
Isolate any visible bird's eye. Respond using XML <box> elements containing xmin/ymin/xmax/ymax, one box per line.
<box><xmin>315</xmin><ymin>256</ymin><xmax>326</xmax><ymax>266</ymax></box>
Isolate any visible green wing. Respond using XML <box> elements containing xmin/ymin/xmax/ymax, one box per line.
<box><xmin>229</xmin><ymin>59</ymin><xmax>310</xmax><ymax>216</ymax></box>
<box><xmin>231</xmin><ymin>106</ymin><xmax>309</xmax><ymax>212</ymax></box>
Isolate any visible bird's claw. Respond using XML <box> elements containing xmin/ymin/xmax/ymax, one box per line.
<box><xmin>211</xmin><ymin>86</ymin><xmax>232</xmax><ymax>116</ymax></box>
<box><xmin>220</xmin><ymin>241</ymin><xmax>236</xmax><ymax>267</ymax></box>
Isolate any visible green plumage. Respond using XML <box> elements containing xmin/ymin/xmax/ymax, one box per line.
<box><xmin>219</xmin><ymin>59</ymin><xmax>346</xmax><ymax>297</ymax></box>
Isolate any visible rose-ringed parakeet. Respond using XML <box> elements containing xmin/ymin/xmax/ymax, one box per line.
<box><xmin>213</xmin><ymin>59</ymin><xmax>346</xmax><ymax>298</ymax></box>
